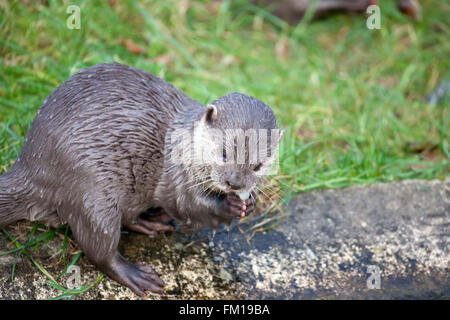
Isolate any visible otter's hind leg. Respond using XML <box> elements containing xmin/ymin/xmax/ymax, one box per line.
<box><xmin>60</xmin><ymin>201</ymin><xmax>165</xmax><ymax>296</ymax></box>
<box><xmin>124</xmin><ymin>207</ymin><xmax>174</xmax><ymax>237</ymax></box>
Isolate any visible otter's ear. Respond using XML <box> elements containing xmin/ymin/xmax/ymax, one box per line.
<box><xmin>204</xmin><ymin>104</ymin><xmax>218</xmax><ymax>123</ymax></box>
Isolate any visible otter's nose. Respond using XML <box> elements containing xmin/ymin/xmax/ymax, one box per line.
<box><xmin>226</xmin><ymin>181</ymin><xmax>244</xmax><ymax>191</ymax></box>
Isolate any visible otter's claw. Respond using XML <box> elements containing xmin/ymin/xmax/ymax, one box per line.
<box><xmin>103</xmin><ymin>253</ymin><xmax>165</xmax><ymax>297</ymax></box>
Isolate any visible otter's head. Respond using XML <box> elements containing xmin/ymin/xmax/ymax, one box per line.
<box><xmin>191</xmin><ymin>92</ymin><xmax>282</xmax><ymax>195</ymax></box>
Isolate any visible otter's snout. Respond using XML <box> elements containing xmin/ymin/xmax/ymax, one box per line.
<box><xmin>225</xmin><ymin>180</ymin><xmax>245</xmax><ymax>191</ymax></box>
<box><xmin>220</xmin><ymin>168</ymin><xmax>254</xmax><ymax>192</ymax></box>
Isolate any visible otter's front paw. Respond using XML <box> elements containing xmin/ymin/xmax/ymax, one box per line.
<box><xmin>226</xmin><ymin>192</ymin><xmax>257</xmax><ymax>218</ymax></box>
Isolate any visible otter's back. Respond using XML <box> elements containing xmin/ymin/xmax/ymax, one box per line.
<box><xmin>17</xmin><ymin>63</ymin><xmax>198</xmax><ymax>209</ymax></box>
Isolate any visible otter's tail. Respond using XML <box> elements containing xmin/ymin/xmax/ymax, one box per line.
<box><xmin>0</xmin><ymin>169</ymin><xmax>29</xmax><ymax>227</ymax></box>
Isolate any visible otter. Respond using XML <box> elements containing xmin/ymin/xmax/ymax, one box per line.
<box><xmin>0</xmin><ymin>63</ymin><xmax>282</xmax><ymax>296</ymax></box>
<box><xmin>254</xmin><ymin>0</ymin><xmax>377</xmax><ymax>24</ymax></box>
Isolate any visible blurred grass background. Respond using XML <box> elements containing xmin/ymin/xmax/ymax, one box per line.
<box><xmin>0</xmin><ymin>0</ymin><xmax>449</xmax><ymax>198</ymax></box>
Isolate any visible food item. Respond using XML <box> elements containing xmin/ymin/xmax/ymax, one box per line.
<box><xmin>237</xmin><ymin>192</ymin><xmax>250</xmax><ymax>201</ymax></box>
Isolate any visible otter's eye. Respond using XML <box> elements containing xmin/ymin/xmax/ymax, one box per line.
<box><xmin>223</xmin><ymin>150</ymin><xmax>227</xmax><ymax>163</ymax></box>
<box><xmin>254</xmin><ymin>163</ymin><xmax>262</xmax><ymax>171</ymax></box>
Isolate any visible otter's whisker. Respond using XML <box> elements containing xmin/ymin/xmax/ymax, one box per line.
<box><xmin>187</xmin><ymin>178</ymin><xmax>214</xmax><ymax>190</ymax></box>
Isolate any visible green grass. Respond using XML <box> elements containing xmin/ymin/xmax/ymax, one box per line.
<box><xmin>0</xmin><ymin>0</ymin><xmax>448</xmax><ymax>194</ymax></box>
<box><xmin>0</xmin><ymin>0</ymin><xmax>449</xmax><ymax>297</ymax></box>
<box><xmin>0</xmin><ymin>223</ymin><xmax>103</xmax><ymax>299</ymax></box>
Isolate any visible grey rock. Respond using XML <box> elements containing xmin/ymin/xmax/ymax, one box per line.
<box><xmin>210</xmin><ymin>178</ymin><xmax>449</xmax><ymax>299</ymax></box>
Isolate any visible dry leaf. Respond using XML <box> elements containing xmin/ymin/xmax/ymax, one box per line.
<box><xmin>274</xmin><ymin>37</ymin><xmax>290</xmax><ymax>61</ymax></box>
<box><xmin>221</xmin><ymin>54</ymin><xmax>242</xmax><ymax>67</ymax></box>
<box><xmin>295</xmin><ymin>127</ymin><xmax>316</xmax><ymax>140</ymax></box>
<box><xmin>154</xmin><ymin>53</ymin><xmax>174</xmax><ymax>65</ymax></box>
<box><xmin>397</xmin><ymin>0</ymin><xmax>422</xmax><ymax>21</ymax></box>
<box><xmin>405</xmin><ymin>142</ymin><xmax>440</xmax><ymax>163</ymax></box>
<box><xmin>179</xmin><ymin>0</ymin><xmax>190</xmax><ymax>19</ymax></box>
<box><xmin>206</xmin><ymin>1</ymin><xmax>222</xmax><ymax>15</ymax></box>
<box><xmin>121</xmin><ymin>39</ymin><xmax>146</xmax><ymax>55</ymax></box>
<box><xmin>108</xmin><ymin>0</ymin><xmax>118</xmax><ymax>8</ymax></box>
<box><xmin>38</xmin><ymin>40</ymin><xmax>52</xmax><ymax>48</ymax></box>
